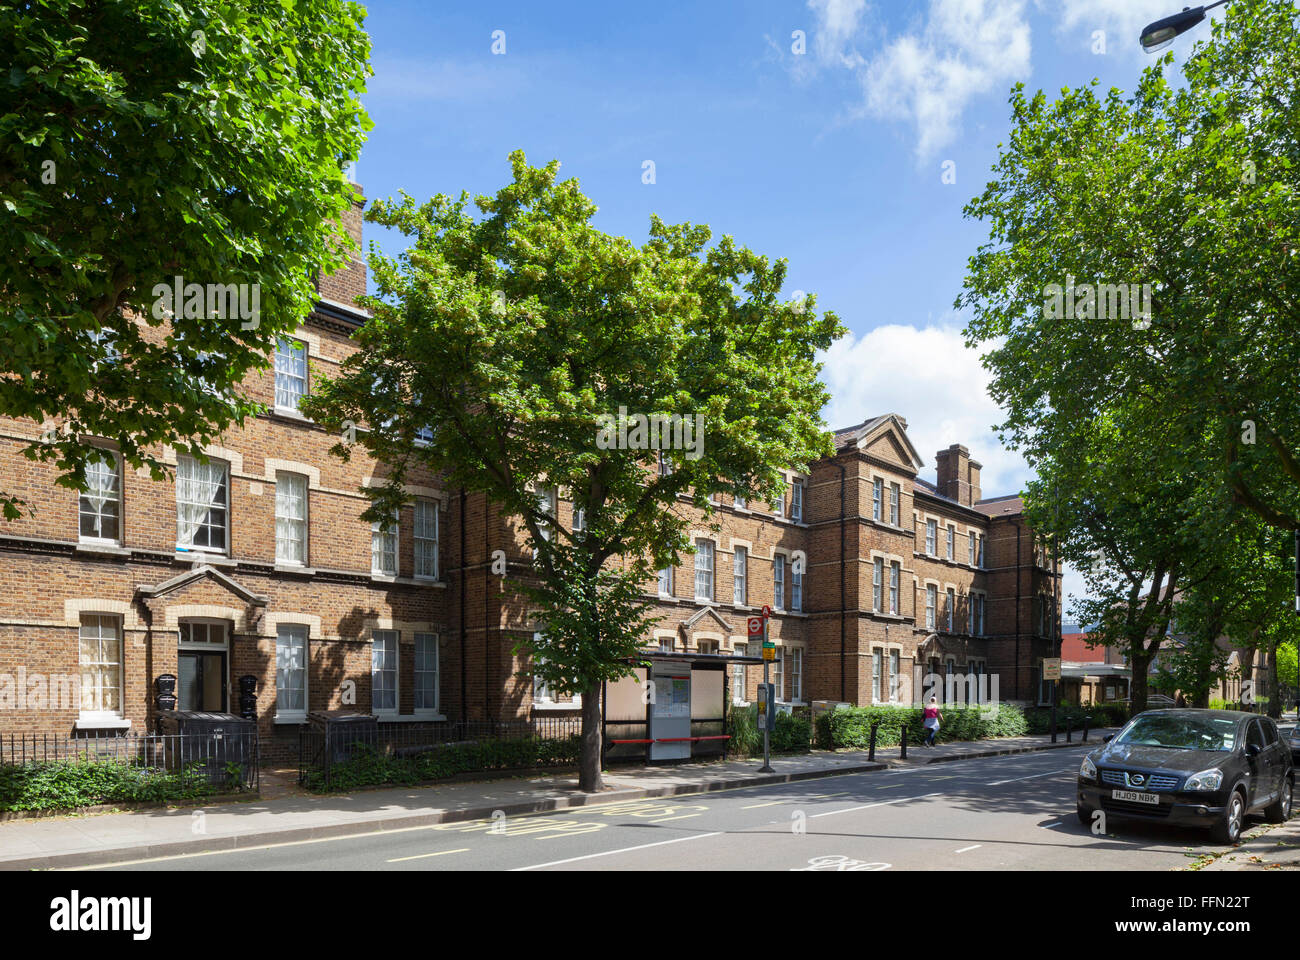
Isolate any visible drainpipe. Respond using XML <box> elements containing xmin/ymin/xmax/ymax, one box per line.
<box><xmin>1015</xmin><ymin>523</ymin><xmax>1022</xmax><ymax>702</ymax></box>
<box><xmin>839</xmin><ymin>460</ymin><xmax>847</xmax><ymax>703</ymax></box>
<box><xmin>460</xmin><ymin>488</ymin><xmax>467</xmax><ymax>722</ymax></box>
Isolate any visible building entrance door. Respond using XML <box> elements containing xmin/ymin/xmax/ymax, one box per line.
<box><xmin>178</xmin><ymin>621</ymin><xmax>229</xmax><ymax>712</ymax></box>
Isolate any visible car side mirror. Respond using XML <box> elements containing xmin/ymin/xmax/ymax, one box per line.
<box><xmin>1245</xmin><ymin>743</ymin><xmax>1261</xmax><ymax>759</ymax></box>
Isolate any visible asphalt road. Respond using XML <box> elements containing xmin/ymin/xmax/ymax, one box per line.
<box><xmin>66</xmin><ymin>742</ymin><xmax>1271</xmax><ymax>872</ymax></box>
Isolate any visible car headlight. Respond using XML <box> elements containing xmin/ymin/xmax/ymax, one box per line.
<box><xmin>1184</xmin><ymin>768</ymin><xmax>1223</xmax><ymax>792</ymax></box>
<box><xmin>1080</xmin><ymin>755</ymin><xmax>1097</xmax><ymax>780</ymax></box>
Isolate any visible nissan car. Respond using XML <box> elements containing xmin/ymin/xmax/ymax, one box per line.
<box><xmin>1077</xmin><ymin>709</ymin><xmax>1293</xmax><ymax>844</ymax></box>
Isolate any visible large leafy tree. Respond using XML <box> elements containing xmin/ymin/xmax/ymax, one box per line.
<box><xmin>960</xmin><ymin>0</ymin><xmax>1300</xmax><ymax>707</ymax></box>
<box><xmin>0</xmin><ymin>0</ymin><xmax>371</xmax><ymax>513</ymax></box>
<box><xmin>302</xmin><ymin>152</ymin><xmax>842</xmax><ymax>791</ymax></box>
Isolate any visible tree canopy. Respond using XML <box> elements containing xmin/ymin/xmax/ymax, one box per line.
<box><xmin>302</xmin><ymin>151</ymin><xmax>843</xmax><ymax>790</ymax></box>
<box><xmin>1</xmin><ymin>0</ymin><xmax>372</xmax><ymax>513</ymax></box>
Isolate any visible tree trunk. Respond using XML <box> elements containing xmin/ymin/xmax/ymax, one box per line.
<box><xmin>578</xmin><ymin>681</ymin><xmax>603</xmax><ymax>793</ymax></box>
<box><xmin>1268</xmin><ymin>645</ymin><xmax>1281</xmax><ymax>719</ymax></box>
<box><xmin>1129</xmin><ymin>650</ymin><xmax>1150</xmax><ymax>715</ymax></box>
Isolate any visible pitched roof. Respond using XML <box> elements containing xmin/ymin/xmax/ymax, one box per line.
<box><xmin>974</xmin><ymin>494</ymin><xmax>1024</xmax><ymax>516</ymax></box>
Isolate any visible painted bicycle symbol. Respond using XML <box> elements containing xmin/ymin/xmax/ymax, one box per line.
<box><xmin>793</xmin><ymin>855</ymin><xmax>891</xmax><ymax>872</ymax></box>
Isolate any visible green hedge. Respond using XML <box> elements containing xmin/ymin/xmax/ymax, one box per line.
<box><xmin>815</xmin><ymin>703</ymin><xmax>1028</xmax><ymax>750</ymax></box>
<box><xmin>725</xmin><ymin>706</ymin><xmax>811</xmax><ymax>757</ymax></box>
<box><xmin>1024</xmin><ymin>703</ymin><xmax>1128</xmax><ymax>734</ymax></box>
<box><xmin>305</xmin><ymin>735</ymin><xmax>583</xmax><ymax>793</ymax></box>
<box><xmin>0</xmin><ymin>759</ymin><xmax>225</xmax><ymax>812</ymax></box>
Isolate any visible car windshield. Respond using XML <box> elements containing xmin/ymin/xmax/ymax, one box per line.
<box><xmin>1113</xmin><ymin>714</ymin><xmax>1238</xmax><ymax>752</ymax></box>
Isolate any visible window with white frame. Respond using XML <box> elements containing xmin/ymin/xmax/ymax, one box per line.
<box><xmin>79</xmin><ymin>450</ymin><xmax>121</xmax><ymax>543</ymax></box>
<box><xmin>532</xmin><ymin>634</ymin><xmax>556</xmax><ymax>702</ymax></box>
<box><xmin>694</xmin><ymin>539</ymin><xmax>715</xmax><ymax>602</ymax></box>
<box><xmin>976</xmin><ymin>593</ymin><xmax>986</xmax><ymax>636</ymax></box>
<box><xmin>889</xmin><ymin>650</ymin><xmax>900</xmax><ymax>702</ymax></box>
<box><xmin>371</xmin><ymin>509</ymin><xmax>398</xmax><ymax>576</ymax></box>
<box><xmin>889</xmin><ymin>483</ymin><xmax>900</xmax><ymax>525</ymax></box>
<box><xmin>872</xmin><ymin>649</ymin><xmax>883</xmax><ymax>702</ymax></box>
<box><xmin>791</xmin><ymin>479</ymin><xmax>804</xmax><ymax>523</ymax></box>
<box><xmin>873</xmin><ymin>558</ymin><xmax>883</xmax><ymax>612</ymax></box>
<box><xmin>773</xmin><ymin>646</ymin><xmax>784</xmax><ymax>701</ymax></box>
<box><xmin>371</xmin><ymin>630</ymin><xmax>398</xmax><ymax>715</ymax></box>
<box><xmin>176</xmin><ymin>456</ymin><xmax>228</xmax><ymax>553</ymax></box>
<box><xmin>978</xmin><ymin>534</ymin><xmax>985</xmax><ymax>568</ymax></box>
<box><xmin>734</xmin><ymin>546</ymin><xmax>747</xmax><ymax>606</ymax></box>
<box><xmin>733</xmin><ymin>656</ymin><xmax>748</xmax><ymax>704</ymax></box>
<box><xmin>414</xmin><ymin>499</ymin><xmax>439</xmax><ymax>579</ymax></box>
<box><xmin>697</xmin><ymin>639</ymin><xmax>718</xmax><ymax>655</ymax></box>
<box><xmin>659</xmin><ymin>636</ymin><xmax>674</xmax><ymax>654</ymax></box>
<box><xmin>734</xmin><ymin>494</ymin><xmax>747</xmax><ymax>511</ymax></box>
<box><xmin>535</xmin><ymin>486</ymin><xmax>556</xmax><ymax>541</ymax></box>
<box><xmin>791</xmin><ymin>563</ymin><xmax>803</xmax><ymax>613</ymax></box>
<box><xmin>274</xmin><ymin>472</ymin><xmax>308</xmax><ymax>565</ymax></box>
<box><xmin>414</xmin><ymin>423</ymin><xmax>434</xmax><ymax>446</ymax></box>
<box><xmin>926</xmin><ymin>519</ymin><xmax>937</xmax><ymax>556</ymax></box>
<box><xmin>274</xmin><ymin>337</ymin><xmax>308</xmax><ymax>412</ymax></box>
<box><xmin>773</xmin><ymin>553</ymin><xmax>786</xmax><ymax>611</ymax></box>
<box><xmin>888</xmin><ymin>562</ymin><xmax>900</xmax><ymax>615</ymax></box>
<box><xmin>969</xmin><ymin>531</ymin><xmax>977</xmax><ymax>565</ymax></box>
<box><xmin>658</xmin><ymin>565</ymin><xmax>674</xmax><ymax>598</ymax></box>
<box><xmin>872</xmin><ymin>478</ymin><xmax>883</xmax><ymax>521</ymax></box>
<box><xmin>275</xmin><ymin>624</ymin><xmax>308</xmax><ymax>721</ymax></box>
<box><xmin>772</xmin><ymin>486</ymin><xmax>785</xmax><ymax>519</ymax></box>
<box><xmin>925</xmin><ymin>584</ymin><xmax>936</xmax><ymax>630</ymax></box>
<box><xmin>789</xmin><ymin>647</ymin><xmax>803</xmax><ymax>702</ymax></box>
<box><xmin>79</xmin><ymin>614</ymin><xmax>122</xmax><ymax>719</ymax></box>
<box><xmin>947</xmin><ymin>525</ymin><xmax>955</xmax><ymax>560</ymax></box>
<box><xmin>414</xmin><ymin>632</ymin><xmax>439</xmax><ymax>716</ymax></box>
<box><xmin>967</xmin><ymin>591</ymin><xmax>976</xmax><ymax>634</ymax></box>
<box><xmin>946</xmin><ymin>587</ymin><xmax>955</xmax><ymax>631</ymax></box>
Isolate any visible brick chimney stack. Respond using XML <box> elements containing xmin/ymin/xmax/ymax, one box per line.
<box><xmin>315</xmin><ymin>180</ymin><xmax>367</xmax><ymax>310</ymax></box>
<box><xmin>935</xmin><ymin>444</ymin><xmax>982</xmax><ymax>507</ymax></box>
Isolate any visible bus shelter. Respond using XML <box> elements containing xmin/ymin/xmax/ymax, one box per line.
<box><xmin>601</xmin><ymin>651</ymin><xmax>764</xmax><ymax>765</ymax></box>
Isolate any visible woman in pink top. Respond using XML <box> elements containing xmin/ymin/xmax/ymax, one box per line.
<box><xmin>922</xmin><ymin>696</ymin><xmax>942</xmax><ymax>747</ymax></box>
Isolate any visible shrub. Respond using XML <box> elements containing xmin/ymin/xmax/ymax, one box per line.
<box><xmin>1024</xmin><ymin>703</ymin><xmax>1128</xmax><ymax>734</ymax></box>
<box><xmin>726</xmin><ymin>706</ymin><xmax>809</xmax><ymax>756</ymax></box>
<box><xmin>818</xmin><ymin>703</ymin><xmax>1027</xmax><ymax>750</ymax></box>
<box><xmin>305</xmin><ymin>735</ymin><xmax>583</xmax><ymax>793</ymax></box>
<box><xmin>0</xmin><ymin>759</ymin><xmax>216</xmax><ymax>812</ymax></box>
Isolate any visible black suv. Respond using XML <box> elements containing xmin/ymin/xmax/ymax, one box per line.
<box><xmin>1077</xmin><ymin>709</ymin><xmax>1293</xmax><ymax>844</ymax></box>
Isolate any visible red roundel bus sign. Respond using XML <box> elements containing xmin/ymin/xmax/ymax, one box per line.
<box><xmin>747</xmin><ymin>616</ymin><xmax>764</xmax><ymax>639</ymax></box>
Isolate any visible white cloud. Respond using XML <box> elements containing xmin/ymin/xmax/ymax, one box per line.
<box><xmin>858</xmin><ymin>0</ymin><xmax>1032</xmax><ymax>160</ymax></box>
<box><xmin>808</xmin><ymin>0</ymin><xmax>871</xmax><ymax>68</ymax></box>
<box><xmin>819</xmin><ymin>320</ymin><xmax>1027</xmax><ymax>497</ymax></box>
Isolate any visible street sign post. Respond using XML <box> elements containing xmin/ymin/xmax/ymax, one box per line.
<box><xmin>759</xmin><ymin>608</ymin><xmax>774</xmax><ymax>772</ymax></box>
<box><xmin>1042</xmin><ymin>658</ymin><xmax>1062</xmax><ymax>682</ymax></box>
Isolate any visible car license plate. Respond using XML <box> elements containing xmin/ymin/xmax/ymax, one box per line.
<box><xmin>1112</xmin><ymin>789</ymin><xmax>1159</xmax><ymax>805</ymax></box>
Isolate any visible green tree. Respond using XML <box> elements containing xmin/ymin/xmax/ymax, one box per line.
<box><xmin>301</xmin><ymin>152</ymin><xmax>843</xmax><ymax>791</ymax></box>
<box><xmin>1</xmin><ymin>0</ymin><xmax>371</xmax><ymax>513</ymax></box>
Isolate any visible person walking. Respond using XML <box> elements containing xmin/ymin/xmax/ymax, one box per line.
<box><xmin>923</xmin><ymin>696</ymin><xmax>942</xmax><ymax>747</ymax></box>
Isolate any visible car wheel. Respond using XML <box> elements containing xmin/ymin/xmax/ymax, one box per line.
<box><xmin>1265</xmin><ymin>778</ymin><xmax>1293</xmax><ymax>824</ymax></box>
<box><xmin>1210</xmin><ymin>789</ymin><xmax>1246</xmax><ymax>844</ymax></box>
<box><xmin>1077</xmin><ymin>802</ymin><xmax>1093</xmax><ymax>827</ymax></box>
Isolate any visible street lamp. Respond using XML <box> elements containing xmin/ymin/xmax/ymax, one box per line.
<box><xmin>1139</xmin><ymin>0</ymin><xmax>1229</xmax><ymax>53</ymax></box>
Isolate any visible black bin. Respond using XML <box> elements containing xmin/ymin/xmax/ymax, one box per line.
<box><xmin>156</xmin><ymin>710</ymin><xmax>257</xmax><ymax>785</ymax></box>
<box><xmin>308</xmin><ymin>710</ymin><xmax>379</xmax><ymax>763</ymax></box>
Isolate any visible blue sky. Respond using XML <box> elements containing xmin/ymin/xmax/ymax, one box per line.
<box><xmin>353</xmin><ymin>0</ymin><xmax>1223</xmax><ymax>612</ymax></box>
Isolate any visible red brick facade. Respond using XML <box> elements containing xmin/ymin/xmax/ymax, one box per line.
<box><xmin>0</xmin><ymin>195</ymin><xmax>1061</xmax><ymax>761</ymax></box>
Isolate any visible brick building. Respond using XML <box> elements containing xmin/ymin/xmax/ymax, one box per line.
<box><xmin>0</xmin><ymin>189</ymin><xmax>1061</xmax><ymax>761</ymax></box>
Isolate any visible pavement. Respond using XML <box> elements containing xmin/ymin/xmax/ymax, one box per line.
<box><xmin>1198</xmin><ymin>814</ymin><xmax>1300</xmax><ymax>872</ymax></box>
<box><xmin>0</xmin><ymin>728</ymin><xmax>1114</xmax><ymax>870</ymax></box>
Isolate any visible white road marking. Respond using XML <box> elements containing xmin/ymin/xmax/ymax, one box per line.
<box><xmin>988</xmin><ymin>768</ymin><xmax>1070</xmax><ymax>786</ymax></box>
<box><xmin>512</xmin><ymin>831</ymin><xmax>724</xmax><ymax>871</ymax></box>
<box><xmin>954</xmin><ymin>844</ymin><xmax>982</xmax><ymax>854</ymax></box>
<box><xmin>807</xmin><ymin>792</ymin><xmax>941</xmax><ymax>819</ymax></box>
<box><xmin>387</xmin><ymin>847</ymin><xmax>470</xmax><ymax>863</ymax></box>
<box><xmin>1042</xmin><ymin>822</ymin><xmax>1062</xmax><ymax>829</ymax></box>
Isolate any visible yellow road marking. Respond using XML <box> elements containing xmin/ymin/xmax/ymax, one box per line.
<box><xmin>387</xmin><ymin>847</ymin><xmax>470</xmax><ymax>863</ymax></box>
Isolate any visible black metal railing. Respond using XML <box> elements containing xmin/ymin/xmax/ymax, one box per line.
<box><xmin>0</xmin><ymin>731</ymin><xmax>259</xmax><ymax>794</ymax></box>
<box><xmin>298</xmin><ymin>717</ymin><xmax>583</xmax><ymax>788</ymax></box>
